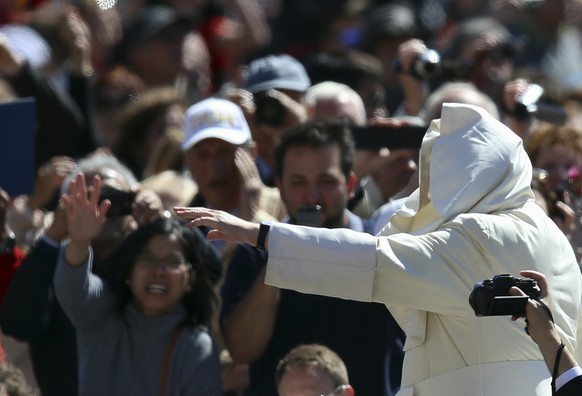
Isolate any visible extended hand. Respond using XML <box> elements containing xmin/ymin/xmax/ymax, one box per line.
<box><xmin>173</xmin><ymin>207</ymin><xmax>260</xmax><ymax>246</ymax></box>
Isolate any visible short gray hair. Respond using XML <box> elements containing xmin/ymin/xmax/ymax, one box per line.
<box><xmin>61</xmin><ymin>152</ymin><xmax>138</xmax><ymax>194</ymax></box>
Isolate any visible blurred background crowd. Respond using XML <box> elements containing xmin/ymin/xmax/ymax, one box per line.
<box><xmin>1</xmin><ymin>0</ymin><xmax>582</xmax><ymax>395</ymax></box>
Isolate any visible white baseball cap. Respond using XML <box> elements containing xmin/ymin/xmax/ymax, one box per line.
<box><xmin>182</xmin><ymin>97</ymin><xmax>252</xmax><ymax>151</ymax></box>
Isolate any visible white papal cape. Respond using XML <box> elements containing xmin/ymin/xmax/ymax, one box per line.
<box><xmin>264</xmin><ymin>103</ymin><xmax>582</xmax><ymax>395</ymax></box>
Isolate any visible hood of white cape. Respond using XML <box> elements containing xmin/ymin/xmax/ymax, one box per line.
<box><xmin>383</xmin><ymin>102</ymin><xmax>534</xmax><ymax>235</ymax></box>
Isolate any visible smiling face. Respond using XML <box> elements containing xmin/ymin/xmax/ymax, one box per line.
<box><xmin>129</xmin><ymin>234</ymin><xmax>192</xmax><ymax>317</ymax></box>
<box><xmin>534</xmin><ymin>142</ymin><xmax>580</xmax><ymax>192</ymax></box>
<box><xmin>184</xmin><ymin>138</ymin><xmax>241</xmax><ymax>211</ymax></box>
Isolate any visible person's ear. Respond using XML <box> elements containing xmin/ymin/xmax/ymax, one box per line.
<box><xmin>346</xmin><ymin>171</ymin><xmax>358</xmax><ymax>197</ymax></box>
<box><xmin>342</xmin><ymin>384</ymin><xmax>355</xmax><ymax>396</ymax></box>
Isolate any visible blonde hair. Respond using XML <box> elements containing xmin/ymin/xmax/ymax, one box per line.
<box><xmin>526</xmin><ymin>123</ymin><xmax>582</xmax><ymax>165</ymax></box>
<box><xmin>275</xmin><ymin>344</ymin><xmax>349</xmax><ymax>388</ymax></box>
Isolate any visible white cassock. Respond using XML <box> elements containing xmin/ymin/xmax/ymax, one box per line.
<box><xmin>264</xmin><ymin>103</ymin><xmax>582</xmax><ymax>395</ymax></box>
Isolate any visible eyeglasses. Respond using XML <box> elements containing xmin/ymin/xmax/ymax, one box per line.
<box><xmin>135</xmin><ymin>253</ymin><xmax>190</xmax><ymax>271</ymax></box>
<box><xmin>323</xmin><ymin>384</ymin><xmax>349</xmax><ymax>396</ymax></box>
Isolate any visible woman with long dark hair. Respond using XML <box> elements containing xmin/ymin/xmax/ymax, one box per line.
<box><xmin>54</xmin><ymin>172</ymin><xmax>222</xmax><ymax>396</ymax></box>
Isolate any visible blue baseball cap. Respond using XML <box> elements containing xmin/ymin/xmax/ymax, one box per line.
<box><xmin>244</xmin><ymin>54</ymin><xmax>311</xmax><ymax>94</ymax></box>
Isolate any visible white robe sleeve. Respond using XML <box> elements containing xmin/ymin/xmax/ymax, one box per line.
<box><xmin>265</xmin><ymin>221</ymin><xmax>487</xmax><ymax>315</ymax></box>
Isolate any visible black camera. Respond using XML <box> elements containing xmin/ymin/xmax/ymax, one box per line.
<box><xmin>469</xmin><ymin>274</ymin><xmax>540</xmax><ymax>316</ymax></box>
<box><xmin>99</xmin><ymin>189</ymin><xmax>136</xmax><ymax>217</ymax></box>
<box><xmin>513</xmin><ymin>83</ymin><xmax>567</xmax><ymax>125</ymax></box>
<box><xmin>393</xmin><ymin>49</ymin><xmax>473</xmax><ymax>81</ymax></box>
<box><xmin>254</xmin><ymin>90</ymin><xmax>287</xmax><ymax>128</ymax></box>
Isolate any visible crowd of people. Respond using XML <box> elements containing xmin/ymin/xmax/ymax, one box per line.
<box><xmin>1</xmin><ymin>0</ymin><xmax>582</xmax><ymax>395</ymax></box>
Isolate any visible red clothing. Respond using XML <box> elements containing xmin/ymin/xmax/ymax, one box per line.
<box><xmin>0</xmin><ymin>245</ymin><xmax>25</xmax><ymax>363</ymax></box>
<box><xmin>200</xmin><ymin>15</ymin><xmax>235</xmax><ymax>92</ymax></box>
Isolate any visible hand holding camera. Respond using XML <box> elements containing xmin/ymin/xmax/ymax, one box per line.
<box><xmin>469</xmin><ymin>273</ymin><xmax>541</xmax><ymax>316</ymax></box>
<box><xmin>254</xmin><ymin>89</ymin><xmax>307</xmax><ymax>129</ymax></box>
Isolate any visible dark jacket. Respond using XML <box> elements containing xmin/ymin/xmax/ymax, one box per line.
<box><xmin>5</xmin><ymin>62</ymin><xmax>97</xmax><ymax>170</ymax></box>
<box><xmin>220</xmin><ymin>212</ymin><xmax>405</xmax><ymax>396</ymax></box>
<box><xmin>557</xmin><ymin>375</ymin><xmax>582</xmax><ymax>396</ymax></box>
<box><xmin>1</xmin><ymin>238</ymin><xmax>78</xmax><ymax>396</ymax></box>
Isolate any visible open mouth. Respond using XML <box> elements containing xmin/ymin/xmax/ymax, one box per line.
<box><xmin>147</xmin><ymin>284</ymin><xmax>168</xmax><ymax>294</ymax></box>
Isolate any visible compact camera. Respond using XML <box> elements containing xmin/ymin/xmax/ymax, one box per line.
<box><xmin>393</xmin><ymin>49</ymin><xmax>473</xmax><ymax>81</ymax></box>
<box><xmin>513</xmin><ymin>83</ymin><xmax>567</xmax><ymax>125</ymax></box>
<box><xmin>99</xmin><ymin>189</ymin><xmax>136</xmax><ymax>217</ymax></box>
<box><xmin>254</xmin><ymin>90</ymin><xmax>287</xmax><ymax>128</ymax></box>
<box><xmin>469</xmin><ymin>274</ymin><xmax>540</xmax><ymax>316</ymax></box>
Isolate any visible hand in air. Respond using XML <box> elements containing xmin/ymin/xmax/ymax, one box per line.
<box><xmin>63</xmin><ymin>172</ymin><xmax>110</xmax><ymax>244</ymax></box>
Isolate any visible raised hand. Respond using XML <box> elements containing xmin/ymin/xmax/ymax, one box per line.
<box><xmin>132</xmin><ymin>188</ymin><xmax>165</xmax><ymax>226</ymax></box>
<box><xmin>0</xmin><ymin>32</ymin><xmax>24</xmax><ymax>77</ymax></box>
<box><xmin>235</xmin><ymin>148</ymin><xmax>262</xmax><ymax>221</ymax></box>
<box><xmin>61</xmin><ymin>8</ymin><xmax>93</xmax><ymax>76</ymax></box>
<box><xmin>29</xmin><ymin>156</ymin><xmax>77</xmax><ymax>211</ymax></box>
<box><xmin>62</xmin><ymin>172</ymin><xmax>110</xmax><ymax>266</ymax></box>
<box><xmin>65</xmin><ymin>172</ymin><xmax>110</xmax><ymax>245</ymax></box>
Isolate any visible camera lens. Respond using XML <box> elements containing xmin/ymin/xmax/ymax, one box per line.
<box><xmin>254</xmin><ymin>93</ymin><xmax>287</xmax><ymax>128</ymax></box>
<box><xmin>413</xmin><ymin>49</ymin><xmax>441</xmax><ymax>79</ymax></box>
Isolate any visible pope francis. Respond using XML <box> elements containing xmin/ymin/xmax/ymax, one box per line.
<box><xmin>175</xmin><ymin>103</ymin><xmax>582</xmax><ymax>396</ymax></box>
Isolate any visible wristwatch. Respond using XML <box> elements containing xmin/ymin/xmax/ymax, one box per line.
<box><xmin>256</xmin><ymin>221</ymin><xmax>272</xmax><ymax>250</ymax></box>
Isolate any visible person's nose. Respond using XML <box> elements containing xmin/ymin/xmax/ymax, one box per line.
<box><xmin>148</xmin><ymin>262</ymin><xmax>168</xmax><ymax>276</ymax></box>
<box><xmin>303</xmin><ymin>183</ymin><xmax>322</xmax><ymax>205</ymax></box>
<box><xmin>210</xmin><ymin>156</ymin><xmax>226</xmax><ymax>174</ymax></box>
<box><xmin>407</xmin><ymin>159</ymin><xmax>418</xmax><ymax>172</ymax></box>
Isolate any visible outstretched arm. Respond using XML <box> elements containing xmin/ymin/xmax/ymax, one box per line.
<box><xmin>54</xmin><ymin>172</ymin><xmax>115</xmax><ymax>329</ymax></box>
<box><xmin>174</xmin><ymin>207</ymin><xmax>260</xmax><ymax>247</ymax></box>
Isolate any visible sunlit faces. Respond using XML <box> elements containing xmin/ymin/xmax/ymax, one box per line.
<box><xmin>129</xmin><ymin>234</ymin><xmax>192</xmax><ymax>317</ymax></box>
<box><xmin>277</xmin><ymin>144</ymin><xmax>355</xmax><ymax>228</ymax></box>
<box><xmin>184</xmin><ymin>138</ymin><xmax>242</xmax><ymax>211</ymax></box>
<box><xmin>534</xmin><ymin>143</ymin><xmax>581</xmax><ymax>192</ymax></box>
<box><xmin>277</xmin><ymin>365</ymin><xmax>337</xmax><ymax>396</ymax></box>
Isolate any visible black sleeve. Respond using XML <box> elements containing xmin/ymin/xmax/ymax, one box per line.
<box><xmin>557</xmin><ymin>374</ymin><xmax>582</xmax><ymax>396</ymax></box>
<box><xmin>5</xmin><ymin>62</ymin><xmax>86</xmax><ymax>168</ymax></box>
<box><xmin>0</xmin><ymin>238</ymin><xmax>60</xmax><ymax>341</ymax></box>
<box><xmin>219</xmin><ymin>243</ymin><xmax>267</xmax><ymax>327</ymax></box>
<box><xmin>68</xmin><ymin>72</ymin><xmax>99</xmax><ymax>156</ymax></box>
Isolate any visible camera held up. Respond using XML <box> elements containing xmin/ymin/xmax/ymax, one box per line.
<box><xmin>254</xmin><ymin>90</ymin><xmax>287</xmax><ymax>128</ymax></box>
<box><xmin>513</xmin><ymin>83</ymin><xmax>567</xmax><ymax>125</ymax></box>
<box><xmin>469</xmin><ymin>274</ymin><xmax>540</xmax><ymax>316</ymax></box>
<box><xmin>393</xmin><ymin>48</ymin><xmax>473</xmax><ymax>81</ymax></box>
